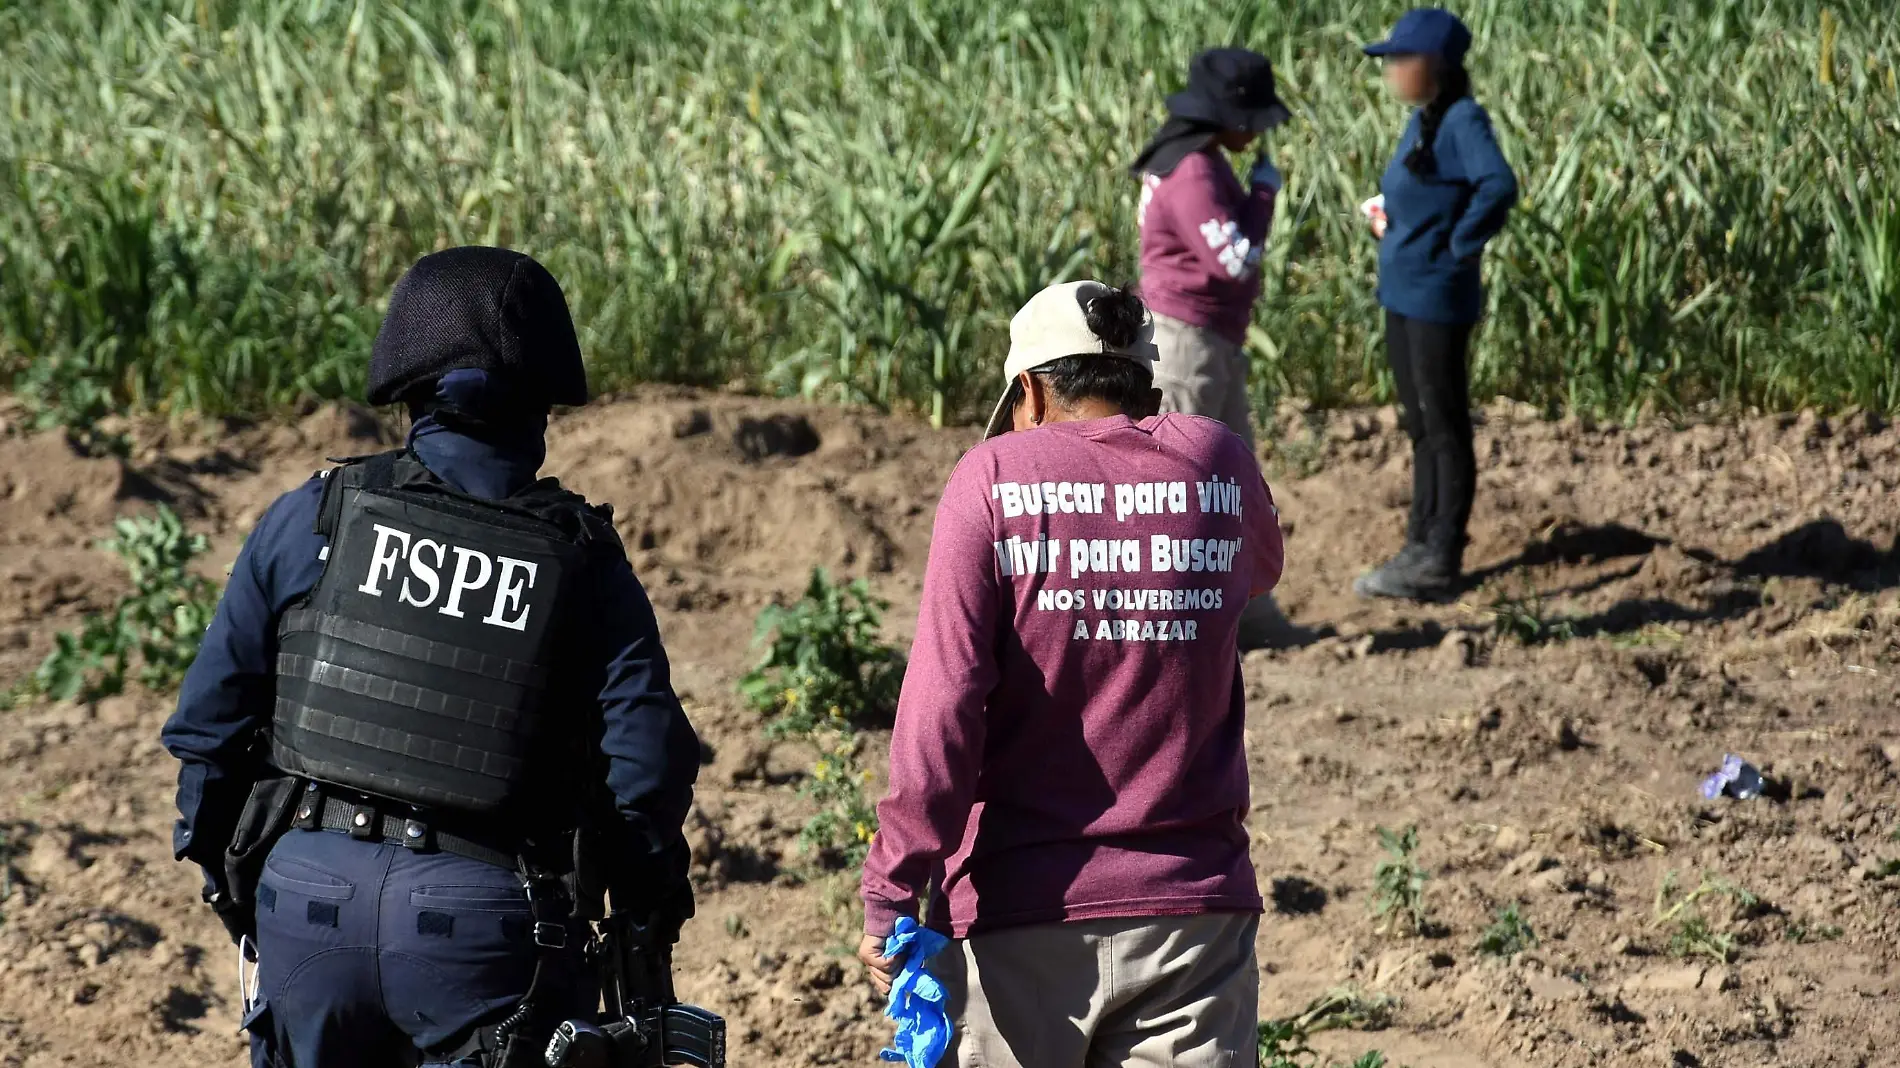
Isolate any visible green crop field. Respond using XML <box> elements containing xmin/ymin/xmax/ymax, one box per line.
<box><xmin>2</xmin><ymin>0</ymin><xmax>1897</xmax><ymax>434</ymax></box>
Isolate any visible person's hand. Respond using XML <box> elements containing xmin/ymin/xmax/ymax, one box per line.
<box><xmin>1249</xmin><ymin>155</ymin><xmax>1284</xmax><ymax>194</ymax></box>
<box><xmin>1360</xmin><ymin>195</ymin><xmax>1387</xmax><ymax>239</ymax></box>
<box><xmin>654</xmin><ymin>878</ymin><xmax>695</xmax><ymax>945</ymax></box>
<box><xmin>858</xmin><ymin>933</ymin><xmax>899</xmax><ymax>997</ymax></box>
<box><xmin>204</xmin><ymin>885</ymin><xmax>254</xmax><ymax>946</ymax></box>
<box><xmin>216</xmin><ymin>905</ymin><xmax>255</xmax><ymax>947</ymax></box>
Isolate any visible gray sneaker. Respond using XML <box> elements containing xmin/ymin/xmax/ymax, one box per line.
<box><xmin>1352</xmin><ymin>547</ymin><xmax>1459</xmax><ymax>602</ymax></box>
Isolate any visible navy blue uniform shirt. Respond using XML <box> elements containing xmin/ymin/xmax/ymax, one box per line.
<box><xmin>160</xmin><ymin>421</ymin><xmax>699</xmax><ymax>905</ymax></box>
<box><xmin>1377</xmin><ymin>97</ymin><xmax>1519</xmax><ymax>325</ymax></box>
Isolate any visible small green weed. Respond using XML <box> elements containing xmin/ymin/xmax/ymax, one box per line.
<box><xmin>1256</xmin><ymin>1019</ymin><xmax>1319</xmax><ymax>1067</ymax></box>
<box><xmin>1610</xmin><ymin>623</ymin><xmax>1685</xmax><ymax>650</ymax></box>
<box><xmin>1669</xmin><ymin>915</ymin><xmax>1737</xmax><ymax>962</ymax></box>
<box><xmin>1475</xmin><ymin>902</ymin><xmax>1537</xmax><ymax>958</ymax></box>
<box><xmin>741</xmin><ymin>568</ymin><xmax>902</xmax><ymax>736</ymax></box>
<box><xmin>1257</xmin><ymin>987</ymin><xmax>1402</xmax><ymax>1068</ymax></box>
<box><xmin>1371</xmin><ymin>825</ymin><xmax>1430</xmax><ymax>936</ymax></box>
<box><xmin>1783</xmin><ymin>922</ymin><xmax>1843</xmax><ymax>944</ymax></box>
<box><xmin>739</xmin><ymin>569</ymin><xmax>900</xmax><ymax>872</ymax></box>
<box><xmin>14</xmin><ymin>356</ymin><xmax>130</xmax><ymax>458</ymax></box>
<box><xmin>1874</xmin><ymin>859</ymin><xmax>1900</xmax><ymax>879</ymax></box>
<box><xmin>796</xmin><ymin>732</ymin><xmax>880</xmax><ymax>869</ymax></box>
<box><xmin>1653</xmin><ymin>871</ymin><xmax>1759</xmax><ymax>964</ymax></box>
<box><xmin>7</xmin><ymin>506</ymin><xmax>221</xmax><ymax>705</ymax></box>
<box><xmin>1488</xmin><ymin>590</ymin><xmax>1580</xmax><ymax>646</ymax></box>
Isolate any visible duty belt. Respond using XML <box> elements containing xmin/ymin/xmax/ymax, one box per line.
<box><xmin>291</xmin><ymin>783</ymin><xmax>520</xmax><ymax>872</ymax></box>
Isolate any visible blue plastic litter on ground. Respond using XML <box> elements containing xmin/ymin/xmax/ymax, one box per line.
<box><xmin>1701</xmin><ymin>753</ymin><xmax>1762</xmax><ymax>800</ymax></box>
<box><xmin>879</xmin><ymin>917</ymin><xmax>953</xmax><ymax>1068</ymax></box>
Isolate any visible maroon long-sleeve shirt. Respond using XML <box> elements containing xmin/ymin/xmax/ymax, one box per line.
<box><xmin>1137</xmin><ymin>148</ymin><xmax>1277</xmax><ymax>345</ymax></box>
<box><xmin>861</xmin><ymin>414</ymin><xmax>1283</xmax><ymax>938</ymax></box>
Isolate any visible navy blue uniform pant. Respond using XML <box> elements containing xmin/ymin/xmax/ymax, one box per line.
<box><xmin>246</xmin><ymin>828</ymin><xmax>593</xmax><ymax>1068</ymax></box>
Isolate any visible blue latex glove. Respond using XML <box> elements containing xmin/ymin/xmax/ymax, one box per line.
<box><xmin>878</xmin><ymin>917</ymin><xmax>953</xmax><ymax>1068</ymax></box>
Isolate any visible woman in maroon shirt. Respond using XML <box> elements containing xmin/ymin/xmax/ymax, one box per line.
<box><xmin>859</xmin><ymin>282</ymin><xmax>1283</xmax><ymax>1068</ymax></box>
<box><xmin>1132</xmin><ymin>47</ymin><xmax>1298</xmax><ymax>647</ymax></box>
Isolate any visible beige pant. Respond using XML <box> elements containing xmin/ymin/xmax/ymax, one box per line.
<box><xmin>1150</xmin><ymin>313</ymin><xmax>1291</xmax><ymax>644</ymax></box>
<box><xmin>937</xmin><ymin>913</ymin><xmax>1260</xmax><ymax>1068</ymax></box>
<box><xmin>1150</xmin><ymin>312</ymin><xmax>1255</xmax><ymax>452</ymax></box>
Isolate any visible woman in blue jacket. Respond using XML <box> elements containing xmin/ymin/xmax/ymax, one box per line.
<box><xmin>1354</xmin><ymin>8</ymin><xmax>1518</xmax><ymax>601</ymax></box>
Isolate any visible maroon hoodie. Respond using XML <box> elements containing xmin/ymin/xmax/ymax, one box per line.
<box><xmin>1137</xmin><ymin>148</ymin><xmax>1277</xmax><ymax>345</ymax></box>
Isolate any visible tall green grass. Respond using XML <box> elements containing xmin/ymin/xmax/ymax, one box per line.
<box><xmin>2</xmin><ymin>0</ymin><xmax>1896</xmax><ymax>426</ymax></box>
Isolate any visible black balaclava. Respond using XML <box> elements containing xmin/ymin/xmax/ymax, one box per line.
<box><xmin>407</xmin><ymin>367</ymin><xmax>547</xmax><ymax>456</ymax></box>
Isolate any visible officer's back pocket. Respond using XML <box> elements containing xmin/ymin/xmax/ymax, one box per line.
<box><xmin>262</xmin><ymin>854</ymin><xmax>358</xmax><ymax>900</ymax></box>
<box><xmin>408</xmin><ymin>884</ymin><xmax>530</xmax><ymax>914</ymax></box>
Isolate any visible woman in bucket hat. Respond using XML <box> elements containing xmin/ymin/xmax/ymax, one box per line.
<box><xmin>1131</xmin><ymin>47</ymin><xmax>1300</xmax><ymax>647</ymax></box>
<box><xmin>1354</xmin><ymin>8</ymin><xmax>1518</xmax><ymax>602</ymax></box>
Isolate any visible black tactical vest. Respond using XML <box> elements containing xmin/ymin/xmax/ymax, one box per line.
<box><xmin>272</xmin><ymin>451</ymin><xmax>606</xmax><ymax>817</ymax></box>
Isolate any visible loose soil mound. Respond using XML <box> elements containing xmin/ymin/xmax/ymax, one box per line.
<box><xmin>0</xmin><ymin>390</ymin><xmax>1894</xmax><ymax>1067</ymax></box>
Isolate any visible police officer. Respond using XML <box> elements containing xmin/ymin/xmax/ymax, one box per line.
<box><xmin>161</xmin><ymin>247</ymin><xmax>701</xmax><ymax>1068</ymax></box>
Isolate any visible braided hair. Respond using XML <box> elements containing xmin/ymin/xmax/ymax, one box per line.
<box><xmin>1403</xmin><ymin>63</ymin><xmax>1471</xmax><ymax>175</ymax></box>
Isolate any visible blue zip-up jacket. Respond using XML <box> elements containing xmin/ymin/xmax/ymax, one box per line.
<box><xmin>160</xmin><ymin>417</ymin><xmax>700</xmax><ymax>913</ymax></box>
<box><xmin>1377</xmin><ymin>97</ymin><xmax>1519</xmax><ymax>325</ymax></box>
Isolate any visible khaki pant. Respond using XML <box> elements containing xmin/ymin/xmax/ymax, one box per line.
<box><xmin>937</xmin><ymin>914</ymin><xmax>1260</xmax><ymax>1068</ymax></box>
<box><xmin>1150</xmin><ymin>312</ymin><xmax>1293</xmax><ymax>646</ymax></box>
<box><xmin>1150</xmin><ymin>312</ymin><xmax>1255</xmax><ymax>452</ymax></box>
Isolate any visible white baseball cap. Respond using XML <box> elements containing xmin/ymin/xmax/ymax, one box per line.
<box><xmin>981</xmin><ymin>281</ymin><xmax>1160</xmax><ymax>439</ymax></box>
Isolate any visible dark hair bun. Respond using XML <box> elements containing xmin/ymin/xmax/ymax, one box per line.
<box><xmin>1082</xmin><ymin>286</ymin><xmax>1146</xmax><ymax>349</ymax></box>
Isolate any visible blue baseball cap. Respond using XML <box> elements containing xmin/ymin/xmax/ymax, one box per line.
<box><xmin>1362</xmin><ymin>8</ymin><xmax>1473</xmax><ymax>66</ymax></box>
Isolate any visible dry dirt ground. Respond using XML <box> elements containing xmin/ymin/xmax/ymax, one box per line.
<box><xmin>0</xmin><ymin>388</ymin><xmax>1896</xmax><ymax>1068</ymax></box>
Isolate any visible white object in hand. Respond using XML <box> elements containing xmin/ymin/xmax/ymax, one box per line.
<box><xmin>1360</xmin><ymin>194</ymin><xmax>1387</xmax><ymax>238</ymax></box>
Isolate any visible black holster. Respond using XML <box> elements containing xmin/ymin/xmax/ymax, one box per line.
<box><xmin>223</xmin><ymin>775</ymin><xmax>303</xmax><ymax>914</ymax></box>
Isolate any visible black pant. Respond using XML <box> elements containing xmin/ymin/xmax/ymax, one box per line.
<box><xmin>1385</xmin><ymin>310</ymin><xmax>1476</xmax><ymax>570</ymax></box>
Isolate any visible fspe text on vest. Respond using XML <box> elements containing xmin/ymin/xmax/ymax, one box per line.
<box><xmin>357</xmin><ymin>523</ymin><xmax>541</xmax><ymax>630</ymax></box>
